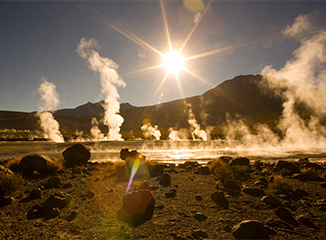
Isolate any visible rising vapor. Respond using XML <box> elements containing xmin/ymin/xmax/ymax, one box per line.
<box><xmin>187</xmin><ymin>104</ymin><xmax>208</xmax><ymax>141</ymax></box>
<box><xmin>261</xmin><ymin>11</ymin><xmax>326</xmax><ymax>149</ymax></box>
<box><xmin>77</xmin><ymin>38</ymin><xmax>126</xmax><ymax>140</ymax></box>
<box><xmin>90</xmin><ymin>117</ymin><xmax>105</xmax><ymax>140</ymax></box>
<box><xmin>36</xmin><ymin>77</ymin><xmax>64</xmax><ymax>143</ymax></box>
<box><xmin>141</xmin><ymin>123</ymin><xmax>161</xmax><ymax>140</ymax></box>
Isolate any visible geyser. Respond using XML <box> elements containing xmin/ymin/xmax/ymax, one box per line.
<box><xmin>36</xmin><ymin>77</ymin><xmax>64</xmax><ymax>143</ymax></box>
<box><xmin>77</xmin><ymin>38</ymin><xmax>126</xmax><ymax>141</ymax></box>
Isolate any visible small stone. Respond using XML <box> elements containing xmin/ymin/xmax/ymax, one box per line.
<box><xmin>194</xmin><ymin>212</ymin><xmax>208</xmax><ymax>222</ymax></box>
<box><xmin>66</xmin><ymin>211</ymin><xmax>77</xmax><ymax>222</ymax></box>
<box><xmin>62</xmin><ymin>182</ymin><xmax>73</xmax><ymax>189</ymax></box>
<box><xmin>254</xmin><ymin>180</ymin><xmax>268</xmax><ymax>188</ymax></box>
<box><xmin>192</xmin><ymin>229</ymin><xmax>208</xmax><ymax>239</ymax></box>
<box><xmin>165</xmin><ymin>191</ymin><xmax>176</xmax><ymax>199</ymax></box>
<box><xmin>243</xmin><ymin>187</ymin><xmax>265</xmax><ymax>196</ymax></box>
<box><xmin>159</xmin><ymin>173</ymin><xmax>171</xmax><ymax>187</ymax></box>
<box><xmin>174</xmin><ymin>234</ymin><xmax>185</xmax><ymax>239</ymax></box>
<box><xmin>223</xmin><ymin>224</ymin><xmax>232</xmax><ymax>232</ymax></box>
<box><xmin>86</xmin><ymin>191</ymin><xmax>95</xmax><ymax>199</ymax></box>
<box><xmin>47</xmin><ymin>176</ymin><xmax>61</xmax><ymax>187</ymax></box>
<box><xmin>320</xmin><ymin>182</ymin><xmax>326</xmax><ymax>188</ymax></box>
<box><xmin>29</xmin><ymin>188</ymin><xmax>42</xmax><ymax>199</ymax></box>
<box><xmin>196</xmin><ymin>194</ymin><xmax>203</xmax><ymax>201</ymax></box>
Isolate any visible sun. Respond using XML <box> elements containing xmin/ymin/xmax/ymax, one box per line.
<box><xmin>163</xmin><ymin>51</ymin><xmax>184</xmax><ymax>74</ymax></box>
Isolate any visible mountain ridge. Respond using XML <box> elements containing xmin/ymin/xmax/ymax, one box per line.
<box><xmin>0</xmin><ymin>74</ymin><xmax>311</xmax><ymax>137</ymax></box>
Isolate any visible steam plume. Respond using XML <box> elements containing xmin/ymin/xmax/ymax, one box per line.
<box><xmin>77</xmin><ymin>38</ymin><xmax>126</xmax><ymax>140</ymax></box>
<box><xmin>36</xmin><ymin>77</ymin><xmax>64</xmax><ymax>143</ymax></box>
<box><xmin>168</xmin><ymin>128</ymin><xmax>189</xmax><ymax>141</ymax></box>
<box><xmin>187</xmin><ymin>104</ymin><xmax>208</xmax><ymax>140</ymax></box>
<box><xmin>261</xmin><ymin>11</ymin><xmax>326</xmax><ymax>149</ymax></box>
<box><xmin>90</xmin><ymin>117</ymin><xmax>105</xmax><ymax>140</ymax></box>
<box><xmin>141</xmin><ymin>123</ymin><xmax>161</xmax><ymax>140</ymax></box>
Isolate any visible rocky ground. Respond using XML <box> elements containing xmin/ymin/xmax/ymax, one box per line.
<box><xmin>1</xmin><ymin>152</ymin><xmax>326</xmax><ymax>239</ymax></box>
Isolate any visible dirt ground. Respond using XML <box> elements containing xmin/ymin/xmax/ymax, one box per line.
<box><xmin>1</xmin><ymin>160</ymin><xmax>326</xmax><ymax>239</ymax></box>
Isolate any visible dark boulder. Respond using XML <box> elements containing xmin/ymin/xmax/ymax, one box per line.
<box><xmin>194</xmin><ymin>166</ymin><xmax>210</xmax><ymax>175</ymax></box>
<box><xmin>300</xmin><ymin>162</ymin><xmax>323</xmax><ymax>170</ymax></box>
<box><xmin>291</xmin><ymin>173</ymin><xmax>323</xmax><ymax>181</ymax></box>
<box><xmin>63</xmin><ymin>144</ymin><xmax>91</xmax><ymax>167</ymax></box>
<box><xmin>27</xmin><ymin>192</ymin><xmax>71</xmax><ymax>220</ymax></box>
<box><xmin>274</xmin><ymin>207</ymin><xmax>298</xmax><ymax>225</ymax></box>
<box><xmin>229</xmin><ymin>157</ymin><xmax>250</xmax><ymax>167</ymax></box>
<box><xmin>44</xmin><ymin>192</ymin><xmax>71</xmax><ymax>209</ymax></box>
<box><xmin>273</xmin><ymin>160</ymin><xmax>300</xmax><ymax>175</ymax></box>
<box><xmin>17</xmin><ymin>154</ymin><xmax>50</xmax><ymax>176</ymax></box>
<box><xmin>194</xmin><ymin>212</ymin><xmax>208</xmax><ymax>222</ymax></box>
<box><xmin>232</xmin><ymin>220</ymin><xmax>269</xmax><ymax>239</ymax></box>
<box><xmin>262</xmin><ymin>195</ymin><xmax>282</xmax><ymax>208</ymax></box>
<box><xmin>243</xmin><ymin>187</ymin><xmax>265</xmax><ymax>197</ymax></box>
<box><xmin>46</xmin><ymin>176</ymin><xmax>61</xmax><ymax>188</ymax></box>
<box><xmin>211</xmin><ymin>190</ymin><xmax>229</xmax><ymax>209</ymax></box>
<box><xmin>117</xmin><ymin>190</ymin><xmax>155</xmax><ymax>227</ymax></box>
<box><xmin>222</xmin><ymin>179</ymin><xmax>241</xmax><ymax>191</ymax></box>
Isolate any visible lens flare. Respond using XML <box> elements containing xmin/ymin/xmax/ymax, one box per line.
<box><xmin>125</xmin><ymin>158</ymin><xmax>140</xmax><ymax>194</ymax></box>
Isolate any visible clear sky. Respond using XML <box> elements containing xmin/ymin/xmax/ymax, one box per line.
<box><xmin>1</xmin><ymin>0</ymin><xmax>326</xmax><ymax>112</ymax></box>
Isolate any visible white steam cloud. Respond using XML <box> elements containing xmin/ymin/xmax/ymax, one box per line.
<box><xmin>187</xmin><ymin>104</ymin><xmax>208</xmax><ymax>141</ymax></box>
<box><xmin>36</xmin><ymin>77</ymin><xmax>64</xmax><ymax>143</ymax></box>
<box><xmin>77</xmin><ymin>38</ymin><xmax>126</xmax><ymax>141</ymax></box>
<box><xmin>90</xmin><ymin>117</ymin><xmax>105</xmax><ymax>140</ymax></box>
<box><xmin>168</xmin><ymin>128</ymin><xmax>189</xmax><ymax>141</ymax></box>
<box><xmin>215</xmin><ymin>11</ymin><xmax>326</xmax><ymax>153</ymax></box>
<box><xmin>141</xmin><ymin>123</ymin><xmax>161</xmax><ymax>140</ymax></box>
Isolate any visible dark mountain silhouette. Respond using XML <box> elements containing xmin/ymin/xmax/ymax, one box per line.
<box><xmin>53</xmin><ymin>101</ymin><xmax>135</xmax><ymax>117</ymax></box>
<box><xmin>120</xmin><ymin>74</ymin><xmax>284</xmax><ymax>131</ymax></box>
<box><xmin>0</xmin><ymin>74</ymin><xmax>311</xmax><ymax>137</ymax></box>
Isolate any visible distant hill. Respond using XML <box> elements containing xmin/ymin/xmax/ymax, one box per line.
<box><xmin>119</xmin><ymin>74</ymin><xmax>285</xmax><ymax>131</ymax></box>
<box><xmin>53</xmin><ymin>101</ymin><xmax>135</xmax><ymax>117</ymax></box>
<box><xmin>0</xmin><ymin>74</ymin><xmax>314</xmax><ymax>136</ymax></box>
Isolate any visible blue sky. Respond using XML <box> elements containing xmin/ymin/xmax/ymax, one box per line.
<box><xmin>1</xmin><ymin>1</ymin><xmax>326</xmax><ymax>112</ymax></box>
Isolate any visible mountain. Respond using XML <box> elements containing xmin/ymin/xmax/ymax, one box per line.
<box><xmin>119</xmin><ymin>74</ymin><xmax>284</xmax><ymax>131</ymax></box>
<box><xmin>0</xmin><ymin>74</ymin><xmax>309</xmax><ymax>136</ymax></box>
<box><xmin>53</xmin><ymin>101</ymin><xmax>135</xmax><ymax>117</ymax></box>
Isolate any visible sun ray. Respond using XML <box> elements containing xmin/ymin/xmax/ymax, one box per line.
<box><xmin>105</xmin><ymin>22</ymin><xmax>165</xmax><ymax>58</ymax></box>
<box><xmin>160</xmin><ymin>0</ymin><xmax>173</xmax><ymax>52</ymax></box>
<box><xmin>175</xmin><ymin>73</ymin><xmax>185</xmax><ymax>99</ymax></box>
<box><xmin>183</xmin><ymin>68</ymin><xmax>214</xmax><ymax>88</ymax></box>
<box><xmin>178</xmin><ymin>0</ymin><xmax>212</xmax><ymax>54</ymax></box>
<box><xmin>121</xmin><ymin>64</ymin><xmax>165</xmax><ymax>77</ymax></box>
<box><xmin>183</xmin><ymin>47</ymin><xmax>226</xmax><ymax>62</ymax></box>
<box><xmin>148</xmin><ymin>71</ymin><xmax>170</xmax><ymax>104</ymax></box>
